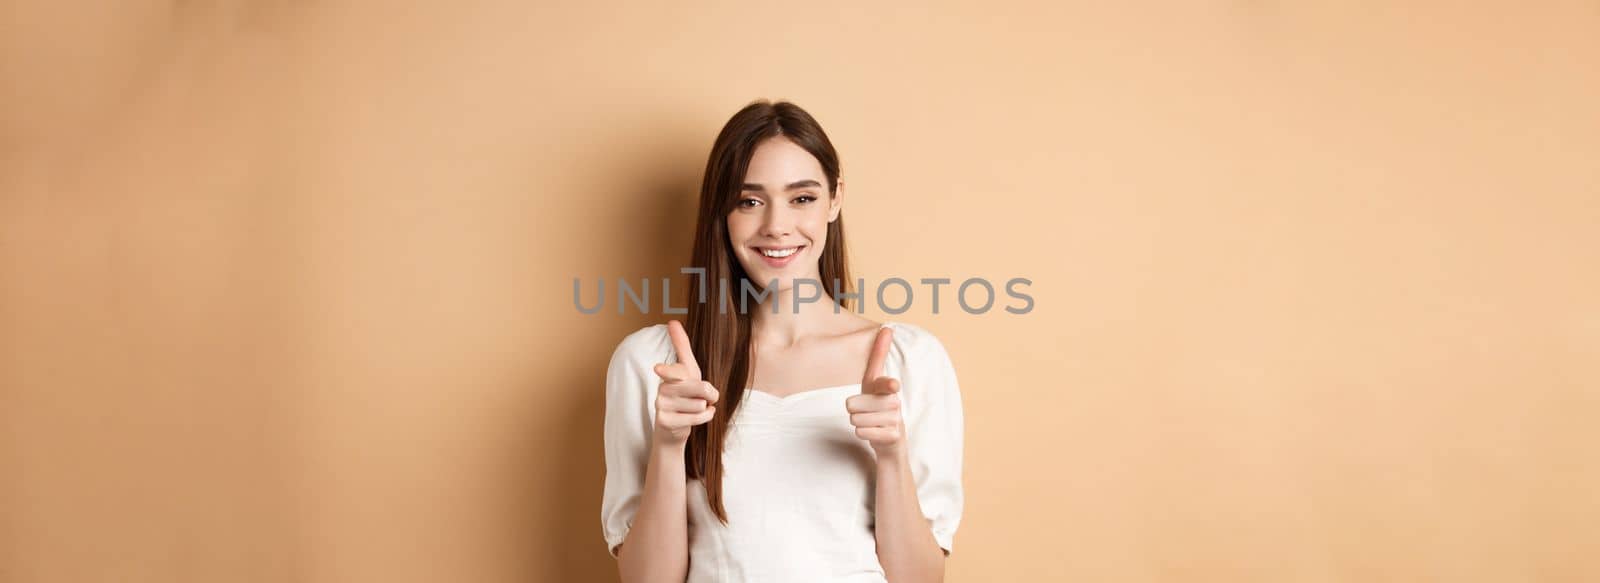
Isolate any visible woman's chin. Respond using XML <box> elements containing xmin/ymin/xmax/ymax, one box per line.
<box><xmin>743</xmin><ymin>273</ymin><xmax>822</xmax><ymax>295</ymax></box>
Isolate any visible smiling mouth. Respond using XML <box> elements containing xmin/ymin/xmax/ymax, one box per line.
<box><xmin>754</xmin><ymin>245</ymin><xmax>805</xmax><ymax>258</ymax></box>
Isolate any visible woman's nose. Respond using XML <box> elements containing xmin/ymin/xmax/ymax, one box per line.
<box><xmin>759</xmin><ymin>207</ymin><xmax>792</xmax><ymax>237</ymax></box>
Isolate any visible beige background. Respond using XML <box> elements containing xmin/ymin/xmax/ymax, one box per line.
<box><xmin>3</xmin><ymin>1</ymin><xmax>1598</xmax><ymax>581</ymax></box>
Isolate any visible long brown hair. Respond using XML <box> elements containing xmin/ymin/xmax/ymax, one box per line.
<box><xmin>683</xmin><ymin>99</ymin><xmax>851</xmax><ymax>524</ymax></box>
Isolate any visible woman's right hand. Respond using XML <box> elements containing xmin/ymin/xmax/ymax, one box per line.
<box><xmin>651</xmin><ymin>320</ymin><xmax>719</xmax><ymax>447</ymax></box>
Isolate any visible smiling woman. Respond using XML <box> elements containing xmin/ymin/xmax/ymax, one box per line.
<box><xmin>733</xmin><ymin>171</ymin><xmax>836</xmax><ymax>273</ymax></box>
<box><xmin>600</xmin><ymin>100</ymin><xmax>965</xmax><ymax>583</ymax></box>
<box><xmin>721</xmin><ymin>123</ymin><xmax>850</xmax><ymax>303</ymax></box>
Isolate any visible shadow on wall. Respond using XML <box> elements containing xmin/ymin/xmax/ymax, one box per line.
<box><xmin>530</xmin><ymin>141</ymin><xmax>704</xmax><ymax>582</ymax></box>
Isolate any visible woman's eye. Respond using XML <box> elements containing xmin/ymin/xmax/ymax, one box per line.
<box><xmin>794</xmin><ymin>195</ymin><xmax>817</xmax><ymax>204</ymax></box>
<box><xmin>737</xmin><ymin>198</ymin><xmax>762</xmax><ymax>208</ymax></box>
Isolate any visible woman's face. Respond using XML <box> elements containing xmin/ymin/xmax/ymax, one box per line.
<box><xmin>726</xmin><ymin>136</ymin><xmax>842</xmax><ymax>295</ymax></box>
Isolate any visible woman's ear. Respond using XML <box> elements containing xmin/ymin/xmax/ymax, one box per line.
<box><xmin>829</xmin><ymin>178</ymin><xmax>845</xmax><ymax>223</ymax></box>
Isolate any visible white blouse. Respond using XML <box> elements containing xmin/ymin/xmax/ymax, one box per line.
<box><xmin>600</xmin><ymin>321</ymin><xmax>965</xmax><ymax>583</ymax></box>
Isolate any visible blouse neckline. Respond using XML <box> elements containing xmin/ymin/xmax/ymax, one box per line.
<box><xmin>742</xmin><ymin>321</ymin><xmax>901</xmax><ymax>405</ymax></box>
<box><xmin>745</xmin><ymin>382</ymin><xmax>860</xmax><ymax>405</ymax></box>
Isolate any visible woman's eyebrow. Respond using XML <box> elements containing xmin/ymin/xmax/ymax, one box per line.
<box><xmin>740</xmin><ymin>179</ymin><xmax>822</xmax><ymax>192</ymax></box>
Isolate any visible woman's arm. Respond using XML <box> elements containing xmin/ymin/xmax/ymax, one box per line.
<box><xmin>850</xmin><ymin>324</ymin><xmax>964</xmax><ymax>582</ymax></box>
<box><xmin>873</xmin><ymin>449</ymin><xmax>947</xmax><ymax>583</ymax></box>
<box><xmin>615</xmin><ymin>439</ymin><xmax>691</xmax><ymax>583</ymax></box>
<box><xmin>850</xmin><ymin>327</ymin><xmax>950</xmax><ymax>582</ymax></box>
<box><xmin>614</xmin><ymin>320</ymin><xmax>718</xmax><ymax>583</ymax></box>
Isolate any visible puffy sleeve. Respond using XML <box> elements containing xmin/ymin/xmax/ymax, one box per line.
<box><xmin>599</xmin><ymin>324</ymin><xmax>671</xmax><ymax>558</ymax></box>
<box><xmin>885</xmin><ymin>322</ymin><xmax>966</xmax><ymax>556</ymax></box>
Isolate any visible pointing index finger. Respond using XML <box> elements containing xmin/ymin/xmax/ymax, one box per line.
<box><xmin>667</xmin><ymin>320</ymin><xmax>701</xmax><ymax>381</ymax></box>
<box><xmin>862</xmin><ymin>326</ymin><xmax>893</xmax><ymax>386</ymax></box>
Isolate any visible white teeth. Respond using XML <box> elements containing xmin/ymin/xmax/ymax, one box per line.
<box><xmin>760</xmin><ymin>247</ymin><xmax>800</xmax><ymax>258</ymax></box>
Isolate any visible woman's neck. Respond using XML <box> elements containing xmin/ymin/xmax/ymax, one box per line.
<box><xmin>749</xmin><ymin>283</ymin><xmax>856</xmax><ymax>348</ymax></box>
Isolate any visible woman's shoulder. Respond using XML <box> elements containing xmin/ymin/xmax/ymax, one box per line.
<box><xmin>609</xmin><ymin>323</ymin><xmax>674</xmax><ymax>365</ymax></box>
<box><xmin>879</xmin><ymin>322</ymin><xmax>961</xmax><ymax>406</ymax></box>
<box><xmin>881</xmin><ymin>321</ymin><xmax>954</xmax><ymax>366</ymax></box>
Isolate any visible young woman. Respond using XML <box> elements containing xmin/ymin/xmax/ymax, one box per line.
<box><xmin>600</xmin><ymin>100</ymin><xmax>965</xmax><ymax>583</ymax></box>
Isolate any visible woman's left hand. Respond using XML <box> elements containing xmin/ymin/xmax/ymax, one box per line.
<box><xmin>847</xmin><ymin>327</ymin><xmax>906</xmax><ymax>459</ymax></box>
